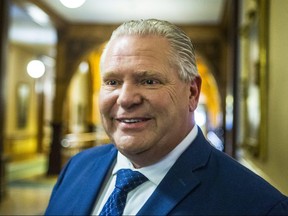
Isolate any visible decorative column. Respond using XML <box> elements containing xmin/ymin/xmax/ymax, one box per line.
<box><xmin>47</xmin><ymin>29</ymin><xmax>70</xmax><ymax>175</ymax></box>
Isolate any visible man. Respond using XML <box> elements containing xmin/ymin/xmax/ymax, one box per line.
<box><xmin>45</xmin><ymin>19</ymin><xmax>288</xmax><ymax>215</ymax></box>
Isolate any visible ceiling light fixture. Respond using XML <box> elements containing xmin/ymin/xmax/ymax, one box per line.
<box><xmin>27</xmin><ymin>60</ymin><xmax>46</xmax><ymax>79</ymax></box>
<box><xmin>59</xmin><ymin>0</ymin><xmax>86</xmax><ymax>9</ymax></box>
<box><xmin>26</xmin><ymin>3</ymin><xmax>50</xmax><ymax>26</ymax></box>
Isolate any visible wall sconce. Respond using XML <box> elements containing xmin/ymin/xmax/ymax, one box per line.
<box><xmin>59</xmin><ymin>0</ymin><xmax>86</xmax><ymax>9</ymax></box>
<box><xmin>79</xmin><ymin>61</ymin><xmax>89</xmax><ymax>74</ymax></box>
<box><xmin>27</xmin><ymin>60</ymin><xmax>46</xmax><ymax>79</ymax></box>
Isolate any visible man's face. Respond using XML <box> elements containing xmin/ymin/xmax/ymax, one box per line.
<box><xmin>99</xmin><ymin>35</ymin><xmax>201</xmax><ymax>167</ymax></box>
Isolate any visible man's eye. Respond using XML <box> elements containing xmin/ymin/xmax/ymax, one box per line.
<box><xmin>142</xmin><ymin>79</ymin><xmax>159</xmax><ymax>85</ymax></box>
<box><xmin>105</xmin><ymin>80</ymin><xmax>118</xmax><ymax>86</ymax></box>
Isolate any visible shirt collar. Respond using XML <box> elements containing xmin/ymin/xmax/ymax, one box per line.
<box><xmin>113</xmin><ymin>125</ymin><xmax>198</xmax><ymax>186</ymax></box>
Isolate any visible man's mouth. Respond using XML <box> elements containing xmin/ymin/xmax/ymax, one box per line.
<box><xmin>116</xmin><ymin>118</ymin><xmax>150</xmax><ymax>124</ymax></box>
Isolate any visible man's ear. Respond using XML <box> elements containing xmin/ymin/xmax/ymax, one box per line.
<box><xmin>189</xmin><ymin>76</ymin><xmax>202</xmax><ymax>112</ymax></box>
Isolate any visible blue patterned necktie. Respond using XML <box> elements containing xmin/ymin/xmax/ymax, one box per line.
<box><xmin>99</xmin><ymin>169</ymin><xmax>148</xmax><ymax>216</ymax></box>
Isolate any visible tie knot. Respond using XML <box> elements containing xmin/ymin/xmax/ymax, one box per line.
<box><xmin>115</xmin><ymin>169</ymin><xmax>148</xmax><ymax>192</ymax></box>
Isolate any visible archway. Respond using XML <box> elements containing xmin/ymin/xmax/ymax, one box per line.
<box><xmin>195</xmin><ymin>55</ymin><xmax>223</xmax><ymax>150</ymax></box>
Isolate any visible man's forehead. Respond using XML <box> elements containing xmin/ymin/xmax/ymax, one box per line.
<box><xmin>108</xmin><ymin>35</ymin><xmax>169</xmax><ymax>49</ymax></box>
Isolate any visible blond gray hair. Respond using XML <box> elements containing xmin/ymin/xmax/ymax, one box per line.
<box><xmin>101</xmin><ymin>19</ymin><xmax>198</xmax><ymax>82</ymax></box>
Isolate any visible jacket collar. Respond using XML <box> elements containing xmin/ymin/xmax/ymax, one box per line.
<box><xmin>137</xmin><ymin>128</ymin><xmax>212</xmax><ymax>215</ymax></box>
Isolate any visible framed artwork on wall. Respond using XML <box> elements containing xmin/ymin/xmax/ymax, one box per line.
<box><xmin>16</xmin><ymin>82</ymin><xmax>30</xmax><ymax>129</ymax></box>
<box><xmin>241</xmin><ymin>0</ymin><xmax>269</xmax><ymax>158</ymax></box>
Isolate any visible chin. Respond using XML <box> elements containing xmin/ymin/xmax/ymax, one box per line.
<box><xmin>116</xmin><ymin>141</ymin><xmax>148</xmax><ymax>155</ymax></box>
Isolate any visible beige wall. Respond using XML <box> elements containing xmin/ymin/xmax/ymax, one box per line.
<box><xmin>5</xmin><ymin>44</ymin><xmax>38</xmax><ymax>156</ymax></box>
<box><xmin>240</xmin><ymin>0</ymin><xmax>288</xmax><ymax>195</ymax></box>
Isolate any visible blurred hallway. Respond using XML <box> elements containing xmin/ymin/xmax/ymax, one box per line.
<box><xmin>1</xmin><ymin>0</ymin><xmax>288</xmax><ymax>214</ymax></box>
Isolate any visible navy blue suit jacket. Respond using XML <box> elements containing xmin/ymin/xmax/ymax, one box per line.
<box><xmin>45</xmin><ymin>129</ymin><xmax>288</xmax><ymax>215</ymax></box>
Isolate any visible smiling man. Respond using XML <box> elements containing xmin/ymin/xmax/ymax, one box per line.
<box><xmin>45</xmin><ymin>19</ymin><xmax>288</xmax><ymax>215</ymax></box>
<box><xmin>99</xmin><ymin>34</ymin><xmax>201</xmax><ymax>168</ymax></box>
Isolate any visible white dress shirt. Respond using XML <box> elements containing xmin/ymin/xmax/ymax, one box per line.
<box><xmin>92</xmin><ymin>126</ymin><xmax>198</xmax><ymax>215</ymax></box>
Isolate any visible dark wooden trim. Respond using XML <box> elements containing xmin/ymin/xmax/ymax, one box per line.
<box><xmin>0</xmin><ymin>0</ymin><xmax>9</xmax><ymax>201</ymax></box>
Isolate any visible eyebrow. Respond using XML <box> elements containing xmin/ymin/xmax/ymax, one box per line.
<box><xmin>101</xmin><ymin>71</ymin><xmax>118</xmax><ymax>77</ymax></box>
<box><xmin>134</xmin><ymin>70</ymin><xmax>159</xmax><ymax>78</ymax></box>
<box><xmin>102</xmin><ymin>70</ymin><xmax>164</xmax><ymax>78</ymax></box>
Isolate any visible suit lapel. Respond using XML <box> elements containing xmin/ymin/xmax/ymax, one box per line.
<box><xmin>73</xmin><ymin>146</ymin><xmax>118</xmax><ymax>215</ymax></box>
<box><xmin>138</xmin><ymin>129</ymin><xmax>212</xmax><ymax>215</ymax></box>
<box><xmin>137</xmin><ymin>169</ymin><xmax>200</xmax><ymax>215</ymax></box>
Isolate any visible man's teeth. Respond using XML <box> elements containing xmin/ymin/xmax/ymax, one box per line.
<box><xmin>121</xmin><ymin>119</ymin><xmax>142</xmax><ymax>123</ymax></box>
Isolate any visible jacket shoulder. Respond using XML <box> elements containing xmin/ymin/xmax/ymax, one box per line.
<box><xmin>71</xmin><ymin>143</ymin><xmax>116</xmax><ymax>160</ymax></box>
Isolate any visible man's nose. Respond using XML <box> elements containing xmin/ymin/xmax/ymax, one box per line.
<box><xmin>117</xmin><ymin>83</ymin><xmax>143</xmax><ymax>109</ymax></box>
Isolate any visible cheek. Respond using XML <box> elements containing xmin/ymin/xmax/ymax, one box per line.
<box><xmin>166</xmin><ymin>85</ymin><xmax>190</xmax><ymax>109</ymax></box>
<box><xmin>99</xmin><ymin>90</ymin><xmax>115</xmax><ymax>114</ymax></box>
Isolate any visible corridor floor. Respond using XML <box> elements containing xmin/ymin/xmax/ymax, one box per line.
<box><xmin>0</xmin><ymin>175</ymin><xmax>57</xmax><ymax>215</ymax></box>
